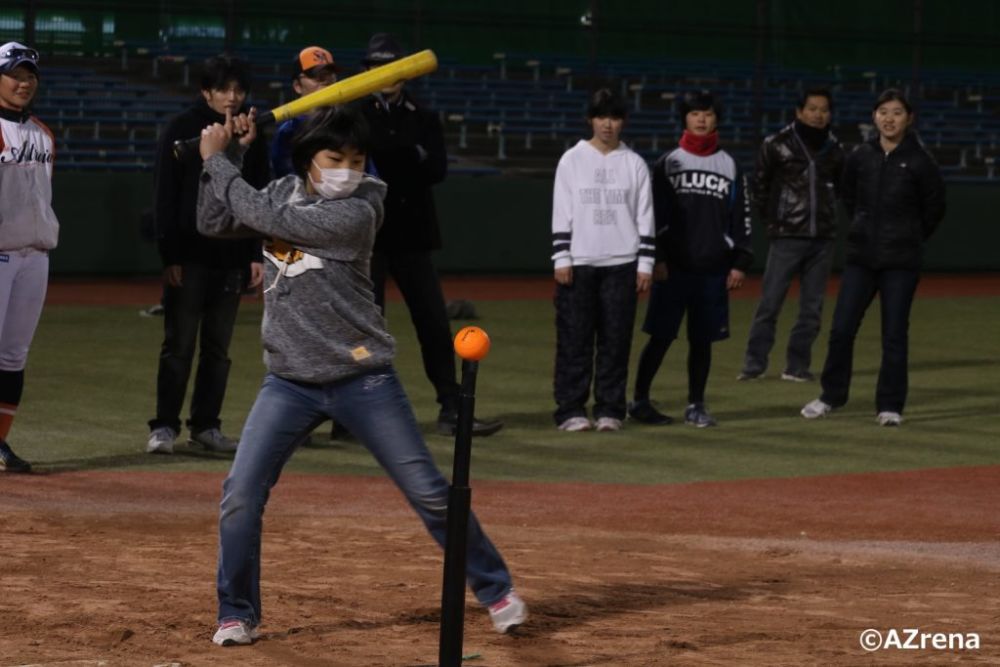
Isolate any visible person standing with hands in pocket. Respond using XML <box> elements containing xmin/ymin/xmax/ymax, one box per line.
<box><xmin>359</xmin><ymin>33</ymin><xmax>503</xmax><ymax>437</ymax></box>
<box><xmin>738</xmin><ymin>88</ymin><xmax>845</xmax><ymax>383</ymax></box>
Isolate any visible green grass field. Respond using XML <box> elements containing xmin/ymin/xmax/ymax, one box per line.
<box><xmin>19</xmin><ymin>293</ymin><xmax>1000</xmax><ymax>484</ymax></box>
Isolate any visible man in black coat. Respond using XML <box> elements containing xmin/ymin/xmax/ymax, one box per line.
<box><xmin>739</xmin><ymin>88</ymin><xmax>845</xmax><ymax>383</ymax></box>
<box><xmin>147</xmin><ymin>55</ymin><xmax>269</xmax><ymax>455</ymax></box>
<box><xmin>360</xmin><ymin>33</ymin><xmax>501</xmax><ymax>436</ymax></box>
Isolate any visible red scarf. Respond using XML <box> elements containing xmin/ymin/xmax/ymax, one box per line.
<box><xmin>679</xmin><ymin>130</ymin><xmax>719</xmax><ymax>156</ymax></box>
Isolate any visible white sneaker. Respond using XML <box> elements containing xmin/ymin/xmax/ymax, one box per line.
<box><xmin>190</xmin><ymin>428</ymin><xmax>239</xmax><ymax>452</ymax></box>
<box><xmin>800</xmin><ymin>399</ymin><xmax>833</xmax><ymax>419</ymax></box>
<box><xmin>212</xmin><ymin>619</ymin><xmax>259</xmax><ymax>646</ymax></box>
<box><xmin>595</xmin><ymin>417</ymin><xmax>623</xmax><ymax>432</ymax></box>
<box><xmin>557</xmin><ymin>416</ymin><xmax>592</xmax><ymax>432</ymax></box>
<box><xmin>488</xmin><ymin>590</ymin><xmax>527</xmax><ymax>634</ymax></box>
<box><xmin>877</xmin><ymin>411</ymin><xmax>902</xmax><ymax>426</ymax></box>
<box><xmin>146</xmin><ymin>426</ymin><xmax>178</xmax><ymax>454</ymax></box>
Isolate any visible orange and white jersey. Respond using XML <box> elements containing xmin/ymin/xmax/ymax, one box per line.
<box><xmin>0</xmin><ymin>109</ymin><xmax>59</xmax><ymax>251</ymax></box>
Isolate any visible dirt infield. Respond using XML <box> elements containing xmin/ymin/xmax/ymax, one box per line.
<box><xmin>17</xmin><ymin>273</ymin><xmax>998</xmax><ymax>665</ymax></box>
<box><xmin>3</xmin><ymin>466</ymin><xmax>998</xmax><ymax>666</ymax></box>
<box><xmin>43</xmin><ymin>272</ymin><xmax>1000</xmax><ymax>306</ymax></box>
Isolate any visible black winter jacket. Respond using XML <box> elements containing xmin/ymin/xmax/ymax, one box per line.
<box><xmin>842</xmin><ymin>133</ymin><xmax>946</xmax><ymax>270</ymax></box>
<box><xmin>360</xmin><ymin>91</ymin><xmax>447</xmax><ymax>252</ymax></box>
<box><xmin>153</xmin><ymin>98</ymin><xmax>269</xmax><ymax>269</ymax></box>
<box><xmin>753</xmin><ymin>123</ymin><xmax>845</xmax><ymax>239</ymax></box>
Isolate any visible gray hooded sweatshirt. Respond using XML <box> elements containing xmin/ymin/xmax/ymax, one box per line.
<box><xmin>197</xmin><ymin>151</ymin><xmax>395</xmax><ymax>384</ymax></box>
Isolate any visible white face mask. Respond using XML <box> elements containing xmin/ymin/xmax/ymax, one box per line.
<box><xmin>309</xmin><ymin>161</ymin><xmax>363</xmax><ymax>199</ymax></box>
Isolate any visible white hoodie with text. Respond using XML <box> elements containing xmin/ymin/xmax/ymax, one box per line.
<box><xmin>550</xmin><ymin>139</ymin><xmax>655</xmax><ymax>273</ymax></box>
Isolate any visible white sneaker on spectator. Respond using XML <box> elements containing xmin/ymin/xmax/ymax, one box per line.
<box><xmin>595</xmin><ymin>417</ymin><xmax>623</xmax><ymax>432</ymax></box>
<box><xmin>488</xmin><ymin>590</ymin><xmax>527</xmax><ymax>634</ymax></box>
<box><xmin>212</xmin><ymin>619</ymin><xmax>259</xmax><ymax>646</ymax></box>
<box><xmin>877</xmin><ymin>411</ymin><xmax>902</xmax><ymax>426</ymax></box>
<box><xmin>557</xmin><ymin>416</ymin><xmax>592</xmax><ymax>432</ymax></box>
<box><xmin>801</xmin><ymin>399</ymin><xmax>833</xmax><ymax>419</ymax></box>
<box><xmin>146</xmin><ymin>426</ymin><xmax>177</xmax><ymax>454</ymax></box>
<box><xmin>190</xmin><ymin>428</ymin><xmax>239</xmax><ymax>452</ymax></box>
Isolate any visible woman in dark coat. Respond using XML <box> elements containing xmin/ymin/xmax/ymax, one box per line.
<box><xmin>801</xmin><ymin>88</ymin><xmax>946</xmax><ymax>426</ymax></box>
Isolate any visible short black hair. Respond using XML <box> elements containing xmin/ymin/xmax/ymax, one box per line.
<box><xmin>797</xmin><ymin>87</ymin><xmax>833</xmax><ymax>111</ymax></box>
<box><xmin>873</xmin><ymin>88</ymin><xmax>913</xmax><ymax>114</ymax></box>
<box><xmin>200</xmin><ymin>55</ymin><xmax>252</xmax><ymax>93</ymax></box>
<box><xmin>291</xmin><ymin>106</ymin><xmax>370</xmax><ymax>180</ymax></box>
<box><xmin>586</xmin><ymin>88</ymin><xmax>627</xmax><ymax>120</ymax></box>
<box><xmin>679</xmin><ymin>90</ymin><xmax>720</xmax><ymax>123</ymax></box>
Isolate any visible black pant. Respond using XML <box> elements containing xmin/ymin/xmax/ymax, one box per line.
<box><xmin>371</xmin><ymin>250</ymin><xmax>458</xmax><ymax>415</ymax></box>
<box><xmin>819</xmin><ymin>264</ymin><xmax>920</xmax><ymax>414</ymax></box>
<box><xmin>150</xmin><ymin>265</ymin><xmax>244</xmax><ymax>433</ymax></box>
<box><xmin>553</xmin><ymin>262</ymin><xmax>638</xmax><ymax>424</ymax></box>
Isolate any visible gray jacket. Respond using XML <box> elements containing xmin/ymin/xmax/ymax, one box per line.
<box><xmin>197</xmin><ymin>151</ymin><xmax>395</xmax><ymax>383</ymax></box>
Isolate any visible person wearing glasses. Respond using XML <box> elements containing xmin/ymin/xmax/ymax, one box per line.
<box><xmin>0</xmin><ymin>43</ymin><xmax>55</xmax><ymax>473</ymax></box>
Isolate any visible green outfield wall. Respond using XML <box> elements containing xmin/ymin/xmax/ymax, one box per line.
<box><xmin>50</xmin><ymin>171</ymin><xmax>999</xmax><ymax>275</ymax></box>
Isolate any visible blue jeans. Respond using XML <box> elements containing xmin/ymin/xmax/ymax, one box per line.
<box><xmin>217</xmin><ymin>369</ymin><xmax>513</xmax><ymax>626</ymax></box>
<box><xmin>742</xmin><ymin>238</ymin><xmax>834</xmax><ymax>376</ymax></box>
<box><xmin>819</xmin><ymin>264</ymin><xmax>920</xmax><ymax>414</ymax></box>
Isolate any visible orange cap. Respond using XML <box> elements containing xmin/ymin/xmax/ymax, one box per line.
<box><xmin>293</xmin><ymin>46</ymin><xmax>339</xmax><ymax>78</ymax></box>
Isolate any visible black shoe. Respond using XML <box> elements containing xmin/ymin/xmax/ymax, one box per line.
<box><xmin>627</xmin><ymin>400</ymin><xmax>674</xmax><ymax>425</ymax></box>
<box><xmin>436</xmin><ymin>413</ymin><xmax>504</xmax><ymax>437</ymax></box>
<box><xmin>0</xmin><ymin>440</ymin><xmax>32</xmax><ymax>473</ymax></box>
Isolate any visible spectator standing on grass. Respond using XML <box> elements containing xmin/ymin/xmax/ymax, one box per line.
<box><xmin>801</xmin><ymin>88</ymin><xmax>945</xmax><ymax>427</ymax></box>
<box><xmin>359</xmin><ymin>32</ymin><xmax>502</xmax><ymax>437</ymax></box>
<box><xmin>145</xmin><ymin>55</ymin><xmax>269</xmax><ymax>455</ymax></box>
<box><xmin>0</xmin><ymin>42</ymin><xmax>55</xmax><ymax>473</ymax></box>
<box><xmin>551</xmin><ymin>88</ymin><xmax>655</xmax><ymax>432</ymax></box>
<box><xmin>738</xmin><ymin>88</ymin><xmax>845</xmax><ymax>383</ymax></box>
<box><xmin>628</xmin><ymin>91</ymin><xmax>752</xmax><ymax>428</ymax></box>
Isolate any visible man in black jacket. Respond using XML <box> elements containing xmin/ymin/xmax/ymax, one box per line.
<box><xmin>739</xmin><ymin>88</ymin><xmax>845</xmax><ymax>382</ymax></box>
<box><xmin>360</xmin><ymin>33</ymin><xmax>501</xmax><ymax>436</ymax></box>
<box><xmin>146</xmin><ymin>55</ymin><xmax>268</xmax><ymax>454</ymax></box>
